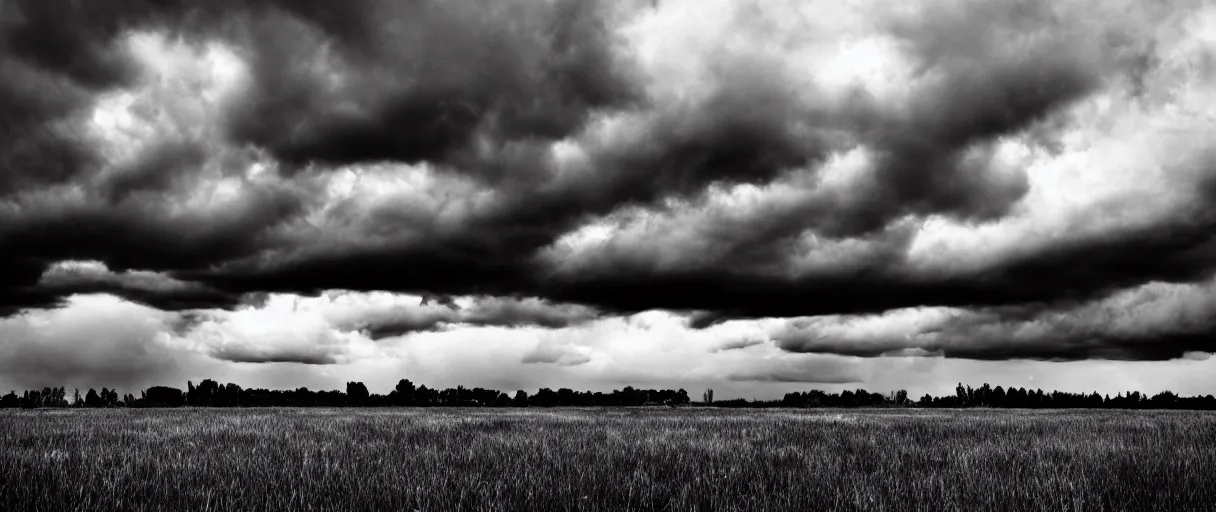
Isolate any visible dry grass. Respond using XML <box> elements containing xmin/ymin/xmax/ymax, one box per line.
<box><xmin>1</xmin><ymin>408</ymin><xmax>1214</xmax><ymax>511</ymax></box>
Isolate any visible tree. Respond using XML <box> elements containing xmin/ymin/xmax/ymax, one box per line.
<box><xmin>85</xmin><ymin>388</ymin><xmax>102</xmax><ymax>408</ymax></box>
<box><xmin>977</xmin><ymin>383</ymin><xmax>992</xmax><ymax>407</ymax></box>
<box><xmin>144</xmin><ymin>386</ymin><xmax>185</xmax><ymax>407</ymax></box>
<box><xmin>992</xmin><ymin>386</ymin><xmax>1005</xmax><ymax>408</ymax></box>
<box><xmin>894</xmin><ymin>390</ymin><xmax>908</xmax><ymax>406</ymax></box>
<box><xmin>346</xmin><ymin>382</ymin><xmax>370</xmax><ymax>406</ymax></box>
<box><xmin>675</xmin><ymin>389</ymin><xmax>690</xmax><ymax>405</ymax></box>
<box><xmin>100</xmin><ymin>388</ymin><xmax>118</xmax><ymax>407</ymax></box>
<box><xmin>392</xmin><ymin>379</ymin><xmax>416</xmax><ymax>406</ymax></box>
<box><xmin>557</xmin><ymin>388</ymin><xmax>575</xmax><ymax>406</ymax></box>
<box><xmin>703</xmin><ymin>389</ymin><xmax>714</xmax><ymax>405</ymax></box>
<box><xmin>191</xmin><ymin>379</ymin><xmax>219</xmax><ymax>406</ymax></box>
<box><xmin>533</xmin><ymin>388</ymin><xmax>557</xmax><ymax>407</ymax></box>
<box><xmin>513</xmin><ymin>390</ymin><xmax>529</xmax><ymax>407</ymax></box>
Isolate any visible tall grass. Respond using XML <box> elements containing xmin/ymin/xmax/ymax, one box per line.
<box><xmin>1</xmin><ymin>408</ymin><xmax>1213</xmax><ymax>511</ymax></box>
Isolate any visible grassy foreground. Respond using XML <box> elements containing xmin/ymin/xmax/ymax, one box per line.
<box><xmin>1</xmin><ymin>408</ymin><xmax>1214</xmax><ymax>511</ymax></box>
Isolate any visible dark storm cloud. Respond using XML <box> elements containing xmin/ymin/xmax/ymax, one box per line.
<box><xmin>189</xmin><ymin>0</ymin><xmax>1095</xmax><ymax>312</ymax></box>
<box><xmin>772</xmin><ymin>274</ymin><xmax>1216</xmax><ymax>361</ymax></box>
<box><xmin>0</xmin><ymin>0</ymin><xmax>222</xmax><ymax>197</ymax></box>
<box><xmin>1</xmin><ymin>0</ymin><xmax>1213</xmax><ymax>367</ymax></box>
<box><xmin>528</xmin><ymin>0</ymin><xmax>1113</xmax><ymax>316</ymax></box>
<box><xmin>35</xmin><ymin>261</ymin><xmax>244</xmax><ymax>312</ymax></box>
<box><xmin>2</xmin><ymin>0</ymin><xmax>151</xmax><ymax>90</ymax></box>
<box><xmin>96</xmin><ymin>141</ymin><xmax>209</xmax><ymax>204</ymax></box>
<box><xmin>552</xmin><ymin>135</ymin><xmax>1216</xmax><ymax>331</ymax></box>
<box><xmin>0</xmin><ymin>290</ymin><xmax>61</xmax><ymax>318</ymax></box>
<box><xmin>0</xmin><ymin>52</ymin><xmax>97</xmax><ymax>196</ymax></box>
<box><xmin>182</xmin><ymin>26</ymin><xmax>845</xmax><ymax>300</ymax></box>
<box><xmin>793</xmin><ymin>0</ymin><xmax>1100</xmax><ymax>237</ymax></box>
<box><xmin>419</xmin><ymin>295</ymin><xmax>459</xmax><ymax>310</ymax></box>
<box><xmin>676</xmin><ymin>183</ymin><xmax>1216</xmax><ymax>325</ymax></box>
<box><xmin>0</xmin><ymin>184</ymin><xmax>308</xmax><ymax>271</ymax></box>
<box><xmin>342</xmin><ymin>296</ymin><xmax>601</xmax><ymax>340</ymax></box>
<box><xmin>773</xmin><ymin>323</ymin><xmax>1216</xmax><ymax>362</ymax></box>
<box><xmin>0</xmin><ymin>0</ymin><xmax>312</xmax><ymax>314</ymax></box>
<box><xmin>0</xmin><ymin>183</ymin><xmax>311</xmax><ymax>321</ymax></box>
<box><xmin>209</xmin><ymin>347</ymin><xmax>339</xmax><ymax>365</ymax></box>
<box><xmin>225</xmin><ymin>0</ymin><xmax>638</xmax><ymax>172</ymax></box>
<box><xmin>0</xmin><ymin>0</ymin><xmax>642</xmax><ymax>313</ymax></box>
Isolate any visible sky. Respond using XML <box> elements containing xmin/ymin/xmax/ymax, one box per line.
<box><xmin>2</xmin><ymin>0</ymin><xmax>1216</xmax><ymax>399</ymax></box>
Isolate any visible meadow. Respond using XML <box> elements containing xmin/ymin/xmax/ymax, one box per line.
<box><xmin>1</xmin><ymin>408</ymin><xmax>1214</xmax><ymax>511</ymax></box>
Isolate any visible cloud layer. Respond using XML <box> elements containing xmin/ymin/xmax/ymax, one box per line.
<box><xmin>2</xmin><ymin>0</ymin><xmax>1216</xmax><ymax>390</ymax></box>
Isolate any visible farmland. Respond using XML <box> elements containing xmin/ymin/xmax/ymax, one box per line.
<box><xmin>2</xmin><ymin>408</ymin><xmax>1214</xmax><ymax>511</ymax></box>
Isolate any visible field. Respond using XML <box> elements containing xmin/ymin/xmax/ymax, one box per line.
<box><xmin>2</xmin><ymin>408</ymin><xmax>1214</xmax><ymax>511</ymax></box>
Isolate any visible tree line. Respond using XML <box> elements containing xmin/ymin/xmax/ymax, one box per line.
<box><xmin>776</xmin><ymin>383</ymin><xmax>1216</xmax><ymax>410</ymax></box>
<box><xmin>0</xmin><ymin>379</ymin><xmax>693</xmax><ymax>408</ymax></box>
<box><xmin>2</xmin><ymin>380</ymin><xmax>1215</xmax><ymax>409</ymax></box>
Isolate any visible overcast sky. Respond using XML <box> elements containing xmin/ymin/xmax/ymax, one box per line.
<box><xmin>2</xmin><ymin>0</ymin><xmax>1215</xmax><ymax>399</ymax></box>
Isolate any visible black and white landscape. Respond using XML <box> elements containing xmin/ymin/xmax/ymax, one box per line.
<box><xmin>2</xmin><ymin>0</ymin><xmax>1216</xmax><ymax>510</ymax></box>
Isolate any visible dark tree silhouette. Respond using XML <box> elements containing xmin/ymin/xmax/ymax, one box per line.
<box><xmin>100</xmin><ymin>388</ymin><xmax>118</xmax><ymax>407</ymax></box>
<box><xmin>142</xmin><ymin>387</ymin><xmax>185</xmax><ymax>407</ymax></box>
<box><xmin>346</xmin><ymin>382</ymin><xmax>370</xmax><ymax>406</ymax></box>
<box><xmin>85</xmin><ymin>388</ymin><xmax>102</xmax><ymax>408</ymax></box>
<box><xmin>533</xmin><ymin>388</ymin><xmax>557</xmax><ymax>407</ymax></box>
<box><xmin>389</xmin><ymin>379</ymin><xmax>416</xmax><ymax>406</ymax></box>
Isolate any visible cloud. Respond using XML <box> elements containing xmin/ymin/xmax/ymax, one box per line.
<box><xmin>711</xmin><ymin>336</ymin><xmax>767</xmax><ymax>353</ymax></box>
<box><xmin>171</xmin><ymin>293</ymin><xmax>383</xmax><ymax>365</ymax></box>
<box><xmin>725</xmin><ymin>354</ymin><xmax>864</xmax><ymax>384</ymax></box>
<box><xmin>344</xmin><ymin>296</ymin><xmax>602</xmax><ymax>340</ymax></box>
<box><xmin>208</xmin><ymin>346</ymin><xmax>342</xmax><ymax>365</ymax></box>
<box><xmin>226</xmin><ymin>0</ymin><xmax>640</xmax><ymax>172</ymax></box>
<box><xmin>521</xmin><ymin>340</ymin><xmax>593</xmax><ymax>367</ymax></box>
<box><xmin>0</xmin><ymin>0</ymin><xmax>1214</xmax><ymax>371</ymax></box>
<box><xmin>0</xmin><ymin>295</ymin><xmax>200</xmax><ymax>391</ymax></box>
<box><xmin>772</xmin><ymin>276</ymin><xmax>1216</xmax><ymax>361</ymax></box>
<box><xmin>191</xmin><ymin>0</ymin><xmax>1100</xmax><ymax>307</ymax></box>
<box><xmin>35</xmin><ymin>260</ymin><xmax>241</xmax><ymax>311</ymax></box>
<box><xmin>207</xmin><ymin>291</ymin><xmax>601</xmax><ymax>340</ymax></box>
<box><xmin>1182</xmin><ymin>351</ymin><xmax>1212</xmax><ymax>362</ymax></box>
<box><xmin>5</xmin><ymin>291</ymin><xmax>1216</xmax><ymax>400</ymax></box>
